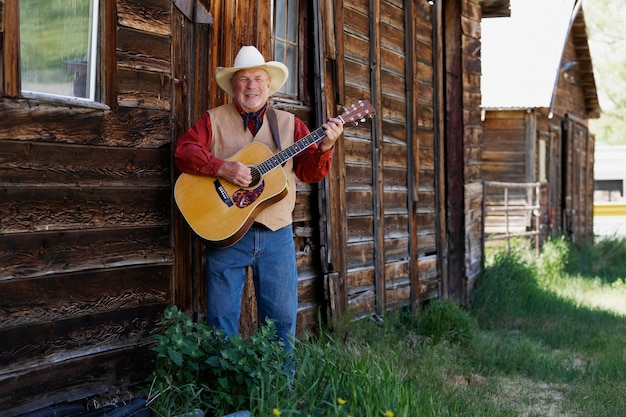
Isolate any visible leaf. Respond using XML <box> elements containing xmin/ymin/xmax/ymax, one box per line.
<box><xmin>167</xmin><ymin>347</ymin><xmax>184</xmax><ymax>366</ymax></box>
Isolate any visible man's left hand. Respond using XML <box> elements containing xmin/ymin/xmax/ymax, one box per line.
<box><xmin>320</xmin><ymin>117</ymin><xmax>344</xmax><ymax>152</ymax></box>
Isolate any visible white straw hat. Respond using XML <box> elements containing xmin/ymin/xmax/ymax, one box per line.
<box><xmin>215</xmin><ymin>46</ymin><xmax>289</xmax><ymax>97</ymax></box>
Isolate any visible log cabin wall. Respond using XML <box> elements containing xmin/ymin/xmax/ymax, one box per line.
<box><xmin>0</xmin><ymin>0</ymin><xmax>495</xmax><ymax>413</ymax></box>
<box><xmin>482</xmin><ymin>7</ymin><xmax>597</xmax><ymax>245</ymax></box>
<box><xmin>460</xmin><ymin>1</ymin><xmax>484</xmax><ymax>299</ymax></box>
<box><xmin>0</xmin><ymin>0</ymin><xmax>173</xmax><ymax>415</ymax></box>
<box><xmin>333</xmin><ymin>0</ymin><xmax>457</xmax><ymax>319</ymax></box>
<box><xmin>337</xmin><ymin>0</ymin><xmax>421</xmax><ymax>318</ymax></box>
<box><xmin>551</xmin><ymin>15</ymin><xmax>595</xmax><ymax>239</ymax></box>
<box><xmin>442</xmin><ymin>0</ymin><xmax>485</xmax><ymax>303</ymax></box>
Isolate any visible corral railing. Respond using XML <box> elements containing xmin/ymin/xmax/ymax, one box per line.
<box><xmin>482</xmin><ymin>181</ymin><xmax>542</xmax><ymax>255</ymax></box>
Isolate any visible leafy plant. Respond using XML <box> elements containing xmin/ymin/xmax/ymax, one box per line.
<box><xmin>148</xmin><ymin>306</ymin><xmax>291</xmax><ymax>416</ymax></box>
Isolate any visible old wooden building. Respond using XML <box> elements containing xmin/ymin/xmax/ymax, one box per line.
<box><xmin>481</xmin><ymin>0</ymin><xmax>600</xmax><ymax>245</ymax></box>
<box><xmin>0</xmin><ymin>0</ymin><xmax>510</xmax><ymax>414</ymax></box>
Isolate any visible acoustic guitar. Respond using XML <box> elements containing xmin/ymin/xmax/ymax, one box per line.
<box><xmin>174</xmin><ymin>99</ymin><xmax>375</xmax><ymax>247</ymax></box>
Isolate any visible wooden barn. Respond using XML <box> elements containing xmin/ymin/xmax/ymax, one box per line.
<box><xmin>481</xmin><ymin>0</ymin><xmax>600</xmax><ymax>246</ymax></box>
<box><xmin>0</xmin><ymin>0</ymin><xmax>510</xmax><ymax>414</ymax></box>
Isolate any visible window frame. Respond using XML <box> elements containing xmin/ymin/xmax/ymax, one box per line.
<box><xmin>20</xmin><ymin>0</ymin><xmax>100</xmax><ymax>102</ymax></box>
<box><xmin>271</xmin><ymin>0</ymin><xmax>307</xmax><ymax>102</ymax></box>
<box><xmin>1</xmin><ymin>0</ymin><xmax>112</xmax><ymax>109</ymax></box>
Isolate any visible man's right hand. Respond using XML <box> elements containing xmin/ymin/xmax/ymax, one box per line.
<box><xmin>217</xmin><ymin>161</ymin><xmax>252</xmax><ymax>187</ymax></box>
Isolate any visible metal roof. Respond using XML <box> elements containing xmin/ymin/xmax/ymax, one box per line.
<box><xmin>481</xmin><ymin>0</ymin><xmax>581</xmax><ymax>110</ymax></box>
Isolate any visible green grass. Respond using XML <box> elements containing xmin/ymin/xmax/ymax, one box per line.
<box><xmin>149</xmin><ymin>236</ymin><xmax>626</xmax><ymax>417</ymax></box>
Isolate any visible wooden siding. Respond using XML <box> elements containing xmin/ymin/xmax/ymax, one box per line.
<box><xmin>0</xmin><ymin>0</ymin><xmax>173</xmax><ymax>415</ymax></box>
<box><xmin>461</xmin><ymin>1</ymin><xmax>484</xmax><ymax>295</ymax></box>
<box><xmin>0</xmin><ymin>0</ymin><xmax>493</xmax><ymax>414</ymax></box>
<box><xmin>339</xmin><ymin>0</ymin><xmax>437</xmax><ymax>318</ymax></box>
<box><xmin>481</xmin><ymin>12</ymin><xmax>596</xmax><ymax>245</ymax></box>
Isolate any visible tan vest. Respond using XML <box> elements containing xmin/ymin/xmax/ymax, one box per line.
<box><xmin>208</xmin><ymin>103</ymin><xmax>296</xmax><ymax>231</ymax></box>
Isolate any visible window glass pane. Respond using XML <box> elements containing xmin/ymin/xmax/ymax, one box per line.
<box><xmin>20</xmin><ymin>0</ymin><xmax>99</xmax><ymax>100</ymax></box>
<box><xmin>287</xmin><ymin>0</ymin><xmax>298</xmax><ymax>43</ymax></box>
<box><xmin>285</xmin><ymin>45</ymin><xmax>297</xmax><ymax>95</ymax></box>
<box><xmin>275</xmin><ymin>42</ymin><xmax>286</xmax><ymax>88</ymax></box>
<box><xmin>274</xmin><ymin>0</ymin><xmax>287</xmax><ymax>41</ymax></box>
<box><xmin>272</xmin><ymin>0</ymin><xmax>298</xmax><ymax>98</ymax></box>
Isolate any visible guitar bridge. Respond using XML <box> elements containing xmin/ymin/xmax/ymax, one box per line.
<box><xmin>213</xmin><ymin>179</ymin><xmax>234</xmax><ymax>207</ymax></box>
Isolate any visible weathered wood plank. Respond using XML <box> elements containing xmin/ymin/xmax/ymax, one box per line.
<box><xmin>344</xmin><ymin>32</ymin><xmax>369</xmax><ymax>64</ymax></box>
<box><xmin>0</xmin><ymin>227</ymin><xmax>173</xmax><ymax>280</ymax></box>
<box><xmin>0</xmin><ymin>344</ymin><xmax>155</xmax><ymax>417</ymax></box>
<box><xmin>384</xmin><ymin>213</ymin><xmax>410</xmax><ymax>239</ymax></box>
<box><xmin>344</xmin><ymin>59</ymin><xmax>371</xmax><ymax>91</ymax></box>
<box><xmin>104</xmin><ymin>107</ymin><xmax>171</xmax><ymax>147</ymax></box>
<box><xmin>343</xmin><ymin>5</ymin><xmax>370</xmax><ymax>40</ymax></box>
<box><xmin>346</xmin><ymin>189</ymin><xmax>374</xmax><ymax>216</ymax></box>
<box><xmin>297</xmin><ymin>274</ymin><xmax>323</xmax><ymax>308</ymax></box>
<box><xmin>381</xmin><ymin>94</ymin><xmax>407</xmax><ymax>122</ymax></box>
<box><xmin>383</xmin><ymin>166</ymin><xmax>408</xmax><ymax>188</ymax></box>
<box><xmin>0</xmin><ymin>100</ymin><xmax>170</xmax><ymax>148</ymax></box>
<box><xmin>383</xmin><ymin>191</ymin><xmax>409</xmax><ymax>214</ymax></box>
<box><xmin>346</xmin><ymin>240</ymin><xmax>375</xmax><ymax>271</ymax></box>
<box><xmin>380</xmin><ymin>21</ymin><xmax>405</xmax><ymax>54</ymax></box>
<box><xmin>383</xmin><ymin>236</ymin><xmax>409</xmax><ymax>263</ymax></box>
<box><xmin>416</xmin><ymin>233</ymin><xmax>438</xmax><ymax>257</ymax></box>
<box><xmin>344</xmin><ymin>138</ymin><xmax>373</xmax><ymax>165</ymax></box>
<box><xmin>346</xmin><ymin>216</ymin><xmax>375</xmax><ymax>243</ymax></box>
<box><xmin>116</xmin><ymin>0</ymin><xmax>171</xmax><ymax>36</ymax></box>
<box><xmin>0</xmin><ymin>265</ymin><xmax>170</xmax><ymax>327</ymax></box>
<box><xmin>0</xmin><ymin>187</ymin><xmax>170</xmax><ymax>234</ymax></box>
<box><xmin>382</xmin><ymin>142</ymin><xmax>408</xmax><ymax>168</ymax></box>
<box><xmin>116</xmin><ymin>26</ymin><xmax>171</xmax><ymax>73</ymax></box>
<box><xmin>345</xmin><ymin>164</ymin><xmax>372</xmax><ymax>187</ymax></box>
<box><xmin>382</xmin><ymin>118</ymin><xmax>407</xmax><ymax>145</ymax></box>
<box><xmin>0</xmin><ymin>0</ymin><xmax>5</xmax><ymax>32</ymax></box>
<box><xmin>0</xmin><ymin>141</ymin><xmax>170</xmax><ymax>187</ymax></box>
<box><xmin>116</xmin><ymin>68</ymin><xmax>172</xmax><ymax>110</ymax></box>
<box><xmin>0</xmin><ymin>304</ymin><xmax>166</xmax><ymax>369</ymax></box>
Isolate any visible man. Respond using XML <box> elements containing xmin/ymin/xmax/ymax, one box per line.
<box><xmin>174</xmin><ymin>46</ymin><xmax>343</xmax><ymax>348</ymax></box>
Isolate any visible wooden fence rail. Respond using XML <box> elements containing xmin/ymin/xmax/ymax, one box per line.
<box><xmin>482</xmin><ymin>181</ymin><xmax>542</xmax><ymax>255</ymax></box>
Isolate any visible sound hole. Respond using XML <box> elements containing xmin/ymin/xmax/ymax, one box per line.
<box><xmin>248</xmin><ymin>165</ymin><xmax>262</xmax><ymax>188</ymax></box>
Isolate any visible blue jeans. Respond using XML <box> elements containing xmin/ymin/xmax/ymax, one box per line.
<box><xmin>205</xmin><ymin>224</ymin><xmax>297</xmax><ymax>349</ymax></box>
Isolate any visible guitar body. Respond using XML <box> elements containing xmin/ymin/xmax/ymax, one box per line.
<box><xmin>174</xmin><ymin>100</ymin><xmax>375</xmax><ymax>247</ymax></box>
<box><xmin>174</xmin><ymin>142</ymin><xmax>288</xmax><ymax>247</ymax></box>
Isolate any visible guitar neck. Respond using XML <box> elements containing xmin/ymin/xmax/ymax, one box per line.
<box><xmin>256</xmin><ymin>125</ymin><xmax>335</xmax><ymax>175</ymax></box>
<box><xmin>255</xmin><ymin>100</ymin><xmax>374</xmax><ymax>175</ymax></box>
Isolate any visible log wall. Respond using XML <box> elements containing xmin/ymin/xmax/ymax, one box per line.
<box><xmin>0</xmin><ymin>0</ymin><xmax>173</xmax><ymax>415</ymax></box>
<box><xmin>482</xmin><ymin>16</ymin><xmax>596</xmax><ymax>245</ymax></box>
<box><xmin>0</xmin><ymin>0</ymin><xmax>495</xmax><ymax>414</ymax></box>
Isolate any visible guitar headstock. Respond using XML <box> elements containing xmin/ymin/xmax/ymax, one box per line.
<box><xmin>339</xmin><ymin>100</ymin><xmax>375</xmax><ymax>126</ymax></box>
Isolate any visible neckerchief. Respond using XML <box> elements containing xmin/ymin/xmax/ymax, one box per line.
<box><xmin>240</xmin><ymin>103</ymin><xmax>267</xmax><ymax>135</ymax></box>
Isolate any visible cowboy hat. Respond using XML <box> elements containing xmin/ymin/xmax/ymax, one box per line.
<box><xmin>215</xmin><ymin>46</ymin><xmax>289</xmax><ymax>97</ymax></box>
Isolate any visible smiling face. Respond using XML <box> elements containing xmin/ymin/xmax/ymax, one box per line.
<box><xmin>230</xmin><ymin>68</ymin><xmax>271</xmax><ymax>113</ymax></box>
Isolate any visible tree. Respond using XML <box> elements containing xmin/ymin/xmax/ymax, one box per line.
<box><xmin>584</xmin><ymin>0</ymin><xmax>626</xmax><ymax>145</ymax></box>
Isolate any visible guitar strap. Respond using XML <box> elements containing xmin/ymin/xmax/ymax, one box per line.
<box><xmin>266</xmin><ymin>107</ymin><xmax>282</xmax><ymax>151</ymax></box>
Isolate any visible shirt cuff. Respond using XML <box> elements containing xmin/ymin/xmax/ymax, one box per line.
<box><xmin>198</xmin><ymin>159</ymin><xmax>224</xmax><ymax>177</ymax></box>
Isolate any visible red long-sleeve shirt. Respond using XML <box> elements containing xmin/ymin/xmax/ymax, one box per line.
<box><xmin>173</xmin><ymin>108</ymin><xmax>334</xmax><ymax>183</ymax></box>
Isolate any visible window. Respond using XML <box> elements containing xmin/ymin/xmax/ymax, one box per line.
<box><xmin>594</xmin><ymin>180</ymin><xmax>624</xmax><ymax>202</ymax></box>
<box><xmin>272</xmin><ymin>0</ymin><xmax>299</xmax><ymax>97</ymax></box>
<box><xmin>19</xmin><ymin>0</ymin><xmax>99</xmax><ymax>101</ymax></box>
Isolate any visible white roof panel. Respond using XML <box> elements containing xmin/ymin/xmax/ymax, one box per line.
<box><xmin>481</xmin><ymin>0</ymin><xmax>576</xmax><ymax>109</ymax></box>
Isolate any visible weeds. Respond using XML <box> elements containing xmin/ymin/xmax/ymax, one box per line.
<box><xmin>148</xmin><ymin>236</ymin><xmax>626</xmax><ymax>417</ymax></box>
<box><xmin>148</xmin><ymin>308</ymin><xmax>291</xmax><ymax>416</ymax></box>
